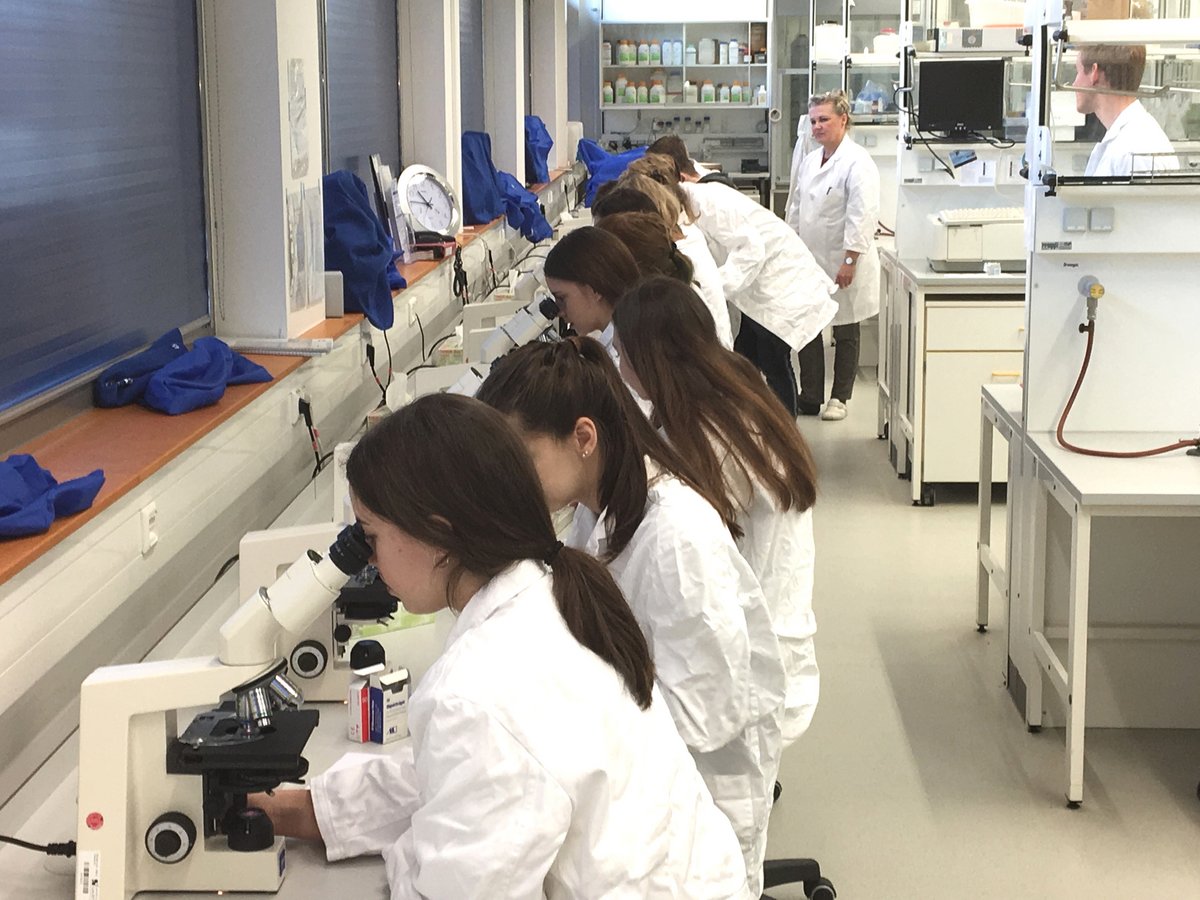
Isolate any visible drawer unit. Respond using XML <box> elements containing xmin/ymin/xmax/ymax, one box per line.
<box><xmin>925</xmin><ymin>304</ymin><xmax>1026</xmax><ymax>352</ymax></box>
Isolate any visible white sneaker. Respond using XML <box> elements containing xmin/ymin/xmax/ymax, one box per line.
<box><xmin>821</xmin><ymin>399</ymin><xmax>848</xmax><ymax>421</ymax></box>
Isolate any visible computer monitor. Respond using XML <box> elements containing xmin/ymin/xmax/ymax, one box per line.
<box><xmin>369</xmin><ymin>153</ymin><xmax>395</xmax><ymax>237</ymax></box>
<box><xmin>916</xmin><ymin>58</ymin><xmax>1006</xmax><ymax>137</ymax></box>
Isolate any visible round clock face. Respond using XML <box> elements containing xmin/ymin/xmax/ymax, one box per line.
<box><xmin>406</xmin><ymin>173</ymin><xmax>456</xmax><ymax>234</ymax></box>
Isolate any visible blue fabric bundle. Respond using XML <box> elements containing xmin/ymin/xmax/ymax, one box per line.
<box><xmin>143</xmin><ymin>337</ymin><xmax>272</xmax><ymax>416</ymax></box>
<box><xmin>93</xmin><ymin>332</ymin><xmax>271</xmax><ymax>415</ymax></box>
<box><xmin>576</xmin><ymin>140</ymin><xmax>647</xmax><ymax>206</ymax></box>
<box><xmin>524</xmin><ymin>116</ymin><xmax>554</xmax><ymax>185</ymax></box>
<box><xmin>323</xmin><ymin>170</ymin><xmax>398</xmax><ymax>329</ymax></box>
<box><xmin>94</xmin><ymin>329</ymin><xmax>188</xmax><ymax>408</ymax></box>
<box><xmin>462</xmin><ymin>132</ymin><xmax>507</xmax><ymax>225</ymax></box>
<box><xmin>496</xmin><ymin>171</ymin><xmax>553</xmax><ymax>243</ymax></box>
<box><xmin>0</xmin><ymin>454</ymin><xmax>105</xmax><ymax>539</ymax></box>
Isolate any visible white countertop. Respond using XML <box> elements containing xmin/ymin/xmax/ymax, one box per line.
<box><xmin>1025</xmin><ymin>430</ymin><xmax>1200</xmax><ymax>507</ymax></box>
<box><xmin>896</xmin><ymin>257</ymin><xmax>1027</xmax><ymax>290</ymax></box>
<box><xmin>982</xmin><ymin>384</ymin><xmax>1023</xmax><ymax>434</ymax></box>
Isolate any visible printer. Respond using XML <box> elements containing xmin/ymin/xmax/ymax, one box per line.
<box><xmin>928</xmin><ymin>207</ymin><xmax>1025</xmax><ymax>273</ymax></box>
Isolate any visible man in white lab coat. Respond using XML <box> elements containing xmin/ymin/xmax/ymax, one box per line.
<box><xmin>648</xmin><ymin>135</ymin><xmax>838</xmax><ymax>417</ymax></box>
<box><xmin>1073</xmin><ymin>44</ymin><xmax>1177</xmax><ymax>177</ymax></box>
<box><xmin>785</xmin><ymin>91</ymin><xmax>881</xmax><ymax>421</ymax></box>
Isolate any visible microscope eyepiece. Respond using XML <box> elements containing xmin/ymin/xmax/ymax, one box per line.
<box><xmin>328</xmin><ymin>522</ymin><xmax>371</xmax><ymax>575</ymax></box>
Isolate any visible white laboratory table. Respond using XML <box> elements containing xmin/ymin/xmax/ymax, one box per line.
<box><xmin>975</xmin><ymin>384</ymin><xmax>1023</xmax><ymax>632</ymax></box>
<box><xmin>0</xmin><ymin>472</ymin><xmax>395</xmax><ymax>898</ymax></box>
<box><xmin>1020</xmin><ymin>430</ymin><xmax>1200</xmax><ymax>807</ymax></box>
<box><xmin>879</xmin><ymin>255</ymin><xmax>1025</xmax><ymax>505</ymax></box>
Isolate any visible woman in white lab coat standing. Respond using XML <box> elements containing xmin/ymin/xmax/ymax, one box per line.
<box><xmin>612</xmin><ymin>276</ymin><xmax>821</xmax><ymax>745</ymax></box>
<box><xmin>251</xmin><ymin>394</ymin><xmax>752</xmax><ymax>900</ymax></box>
<box><xmin>786</xmin><ymin>90</ymin><xmax>881</xmax><ymax>421</ymax></box>
<box><xmin>478</xmin><ymin>338</ymin><xmax>785</xmax><ymax>897</ymax></box>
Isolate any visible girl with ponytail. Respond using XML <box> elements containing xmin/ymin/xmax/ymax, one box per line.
<box><xmin>252</xmin><ymin>393</ymin><xmax>751</xmax><ymax>899</ymax></box>
<box><xmin>477</xmin><ymin>337</ymin><xmax>785</xmax><ymax>897</ymax></box>
<box><xmin>612</xmin><ymin>276</ymin><xmax>822</xmax><ymax>746</ymax></box>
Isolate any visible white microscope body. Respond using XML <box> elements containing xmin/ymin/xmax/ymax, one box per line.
<box><xmin>75</xmin><ymin>525</ymin><xmax>371</xmax><ymax>899</ymax></box>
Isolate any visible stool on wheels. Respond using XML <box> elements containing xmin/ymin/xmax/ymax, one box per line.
<box><xmin>760</xmin><ymin>782</ymin><xmax>836</xmax><ymax>900</ymax></box>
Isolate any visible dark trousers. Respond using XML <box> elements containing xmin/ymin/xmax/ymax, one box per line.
<box><xmin>734</xmin><ymin>314</ymin><xmax>797</xmax><ymax>416</ymax></box>
<box><xmin>798</xmin><ymin>322</ymin><xmax>861</xmax><ymax>405</ymax></box>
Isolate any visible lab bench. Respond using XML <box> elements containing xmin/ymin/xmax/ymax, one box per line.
<box><xmin>877</xmin><ymin>250</ymin><xmax>1025</xmax><ymax>505</ymax></box>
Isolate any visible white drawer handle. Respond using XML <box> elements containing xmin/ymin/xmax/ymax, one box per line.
<box><xmin>1017</xmin><ymin>326</ymin><xmax>1025</xmax><ymax>332</ymax></box>
<box><xmin>991</xmin><ymin>371</ymin><xmax>1021</xmax><ymax>378</ymax></box>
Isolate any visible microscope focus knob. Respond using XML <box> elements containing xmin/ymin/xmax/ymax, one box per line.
<box><xmin>290</xmin><ymin>639</ymin><xmax>329</xmax><ymax>678</ymax></box>
<box><xmin>226</xmin><ymin>806</ymin><xmax>275</xmax><ymax>853</ymax></box>
<box><xmin>145</xmin><ymin>812</ymin><xmax>197</xmax><ymax>864</ymax></box>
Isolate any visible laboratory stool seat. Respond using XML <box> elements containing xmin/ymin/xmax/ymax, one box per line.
<box><xmin>762</xmin><ymin>858</ymin><xmax>835</xmax><ymax>900</ymax></box>
<box><xmin>760</xmin><ymin>782</ymin><xmax>836</xmax><ymax>900</ymax></box>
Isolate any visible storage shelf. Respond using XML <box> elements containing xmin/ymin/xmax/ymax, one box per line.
<box><xmin>602</xmin><ymin>103</ymin><xmax>769</xmax><ymax>111</ymax></box>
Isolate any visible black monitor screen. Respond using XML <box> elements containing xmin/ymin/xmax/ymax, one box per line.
<box><xmin>917</xmin><ymin>58</ymin><xmax>1006</xmax><ymax>136</ymax></box>
<box><xmin>369</xmin><ymin>153</ymin><xmax>394</xmax><ymax>237</ymax></box>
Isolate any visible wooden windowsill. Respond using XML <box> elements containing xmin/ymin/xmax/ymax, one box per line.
<box><xmin>0</xmin><ymin>167</ymin><xmax>573</xmax><ymax>584</ymax></box>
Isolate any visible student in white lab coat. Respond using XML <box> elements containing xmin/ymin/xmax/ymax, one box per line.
<box><xmin>477</xmin><ymin>338</ymin><xmax>786</xmax><ymax>896</ymax></box>
<box><xmin>629</xmin><ymin>149</ymin><xmax>838</xmax><ymax>417</ymax></box>
<box><xmin>250</xmin><ymin>394</ymin><xmax>752</xmax><ymax>900</ymax></box>
<box><xmin>785</xmin><ymin>90</ymin><xmax>881</xmax><ymax>422</ymax></box>
<box><xmin>541</xmin><ymin>225</ymin><xmax>641</xmax><ymax>358</ymax></box>
<box><xmin>612</xmin><ymin>276</ymin><xmax>821</xmax><ymax>745</ymax></box>
<box><xmin>1072</xmin><ymin>44</ymin><xmax>1178</xmax><ymax>177</ymax></box>
<box><xmin>594</xmin><ymin>174</ymin><xmax>735</xmax><ymax>349</ymax></box>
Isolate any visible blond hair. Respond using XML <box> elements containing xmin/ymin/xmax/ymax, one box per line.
<box><xmin>624</xmin><ymin>154</ymin><xmax>698</xmax><ymax>223</ymax></box>
<box><xmin>809</xmin><ymin>89</ymin><xmax>852</xmax><ymax>125</ymax></box>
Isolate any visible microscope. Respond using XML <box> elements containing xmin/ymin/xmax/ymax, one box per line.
<box><xmin>75</xmin><ymin>523</ymin><xmax>372</xmax><ymax>899</ymax></box>
<box><xmin>237</xmin><ymin>521</ymin><xmax>453</xmax><ymax>703</ymax></box>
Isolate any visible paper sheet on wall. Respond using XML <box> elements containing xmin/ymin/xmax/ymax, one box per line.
<box><xmin>958</xmin><ymin>158</ymin><xmax>996</xmax><ymax>187</ymax></box>
<box><xmin>287</xmin><ymin>189</ymin><xmax>307</xmax><ymax>312</ymax></box>
<box><xmin>303</xmin><ymin>183</ymin><xmax>325</xmax><ymax>310</ymax></box>
<box><xmin>287</xmin><ymin>58</ymin><xmax>310</xmax><ymax>179</ymax></box>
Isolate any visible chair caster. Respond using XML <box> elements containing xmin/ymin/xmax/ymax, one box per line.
<box><xmin>1067</xmin><ymin>800</ymin><xmax>1081</xmax><ymax>810</ymax></box>
<box><xmin>1027</xmin><ymin>724</ymin><xmax>1042</xmax><ymax>733</ymax></box>
<box><xmin>976</xmin><ymin>624</ymin><xmax>988</xmax><ymax>633</ymax></box>
<box><xmin>806</xmin><ymin>878</ymin><xmax>837</xmax><ymax>900</ymax></box>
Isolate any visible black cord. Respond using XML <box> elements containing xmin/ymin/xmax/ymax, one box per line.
<box><xmin>0</xmin><ymin>834</ymin><xmax>76</xmax><ymax>857</ymax></box>
<box><xmin>485</xmin><ymin>246</ymin><xmax>500</xmax><ymax>293</ymax></box>
<box><xmin>424</xmin><ymin>333</ymin><xmax>455</xmax><ymax>361</ymax></box>
<box><xmin>297</xmin><ymin>398</ymin><xmax>322</xmax><ymax>472</ymax></box>
<box><xmin>452</xmin><ymin>245</ymin><xmax>469</xmax><ymax>304</ymax></box>
<box><xmin>914</xmin><ymin>130</ymin><xmax>956</xmax><ymax>178</ymax></box>
<box><xmin>413</xmin><ymin>312</ymin><xmax>426</xmax><ymax>360</ymax></box>
<box><xmin>405</xmin><ymin>362</ymin><xmax>438</xmax><ymax>376</ymax></box>
<box><xmin>381</xmin><ymin>329</ymin><xmax>394</xmax><ymax>388</ymax></box>
<box><xmin>364</xmin><ymin>343</ymin><xmax>387</xmax><ymax>405</ymax></box>
<box><xmin>211</xmin><ymin>553</ymin><xmax>239</xmax><ymax>589</ymax></box>
<box><xmin>312</xmin><ymin>450</ymin><xmax>336</xmax><ymax>482</ymax></box>
<box><xmin>968</xmin><ymin>129</ymin><xmax>1016</xmax><ymax>149</ymax></box>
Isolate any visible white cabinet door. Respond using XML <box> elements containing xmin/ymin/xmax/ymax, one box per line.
<box><xmin>923</xmin><ymin>352</ymin><xmax>1022</xmax><ymax>483</ymax></box>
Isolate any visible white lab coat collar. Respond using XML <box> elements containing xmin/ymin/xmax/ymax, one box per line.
<box><xmin>567</xmin><ymin>457</ymin><xmax>666</xmax><ymax>559</ymax></box>
<box><xmin>445</xmin><ymin>559</ymin><xmax>549</xmax><ymax>648</ymax></box>
<box><xmin>1098</xmin><ymin>100</ymin><xmax>1141</xmax><ymax>150</ymax></box>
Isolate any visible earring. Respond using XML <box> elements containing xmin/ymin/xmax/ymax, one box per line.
<box><xmin>582</xmin><ymin>449</ymin><xmax>592</xmax><ymax>458</ymax></box>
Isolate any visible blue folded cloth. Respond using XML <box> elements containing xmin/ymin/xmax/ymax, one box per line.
<box><xmin>93</xmin><ymin>329</ymin><xmax>188</xmax><ymax>408</ymax></box>
<box><xmin>496</xmin><ymin>171</ymin><xmax>553</xmax><ymax>243</ymax></box>
<box><xmin>143</xmin><ymin>337</ymin><xmax>272</xmax><ymax>416</ymax></box>
<box><xmin>576</xmin><ymin>140</ymin><xmax>647</xmax><ymax>206</ymax></box>
<box><xmin>0</xmin><ymin>454</ymin><xmax>105</xmax><ymax>539</ymax></box>
<box><xmin>524</xmin><ymin>115</ymin><xmax>554</xmax><ymax>185</ymax></box>
<box><xmin>323</xmin><ymin>170</ymin><xmax>397</xmax><ymax>330</ymax></box>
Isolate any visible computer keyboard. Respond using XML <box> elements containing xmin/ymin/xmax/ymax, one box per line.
<box><xmin>936</xmin><ymin>207</ymin><xmax>1024</xmax><ymax>226</ymax></box>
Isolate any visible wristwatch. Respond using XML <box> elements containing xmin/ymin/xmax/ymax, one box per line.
<box><xmin>843</xmin><ymin>255</ymin><xmax>857</xmax><ymax>266</ymax></box>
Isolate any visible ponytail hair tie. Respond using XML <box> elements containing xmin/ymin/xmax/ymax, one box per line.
<box><xmin>542</xmin><ymin>540</ymin><xmax>565</xmax><ymax>565</ymax></box>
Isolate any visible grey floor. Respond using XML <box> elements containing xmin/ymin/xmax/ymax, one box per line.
<box><xmin>762</xmin><ymin>369</ymin><xmax>1200</xmax><ymax>898</ymax></box>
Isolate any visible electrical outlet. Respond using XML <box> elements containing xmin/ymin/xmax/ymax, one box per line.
<box><xmin>139</xmin><ymin>503</ymin><xmax>159</xmax><ymax>555</ymax></box>
<box><xmin>287</xmin><ymin>389</ymin><xmax>304</xmax><ymax>425</ymax></box>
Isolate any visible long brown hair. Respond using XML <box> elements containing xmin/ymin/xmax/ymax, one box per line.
<box><xmin>346</xmin><ymin>393</ymin><xmax>655</xmax><ymax>709</ymax></box>
<box><xmin>612</xmin><ymin>277</ymin><xmax>818</xmax><ymax>517</ymax></box>
<box><xmin>542</xmin><ymin>226</ymin><xmax>640</xmax><ymax>307</ymax></box>
<box><xmin>596</xmin><ymin>212</ymin><xmax>694</xmax><ymax>285</ymax></box>
<box><xmin>476</xmin><ymin>336</ymin><xmax>737</xmax><ymax>555</ymax></box>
